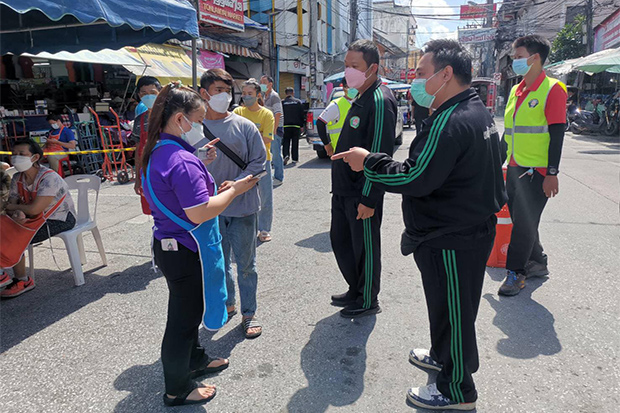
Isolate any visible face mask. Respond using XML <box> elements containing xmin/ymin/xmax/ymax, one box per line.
<box><xmin>346</xmin><ymin>88</ymin><xmax>359</xmax><ymax>99</ymax></box>
<box><xmin>11</xmin><ymin>155</ymin><xmax>34</xmax><ymax>172</ymax></box>
<box><xmin>410</xmin><ymin>71</ymin><xmax>446</xmax><ymax>109</ymax></box>
<box><xmin>242</xmin><ymin>95</ymin><xmax>258</xmax><ymax>107</ymax></box>
<box><xmin>178</xmin><ymin>116</ymin><xmax>205</xmax><ymax>147</ymax></box>
<box><xmin>207</xmin><ymin>91</ymin><xmax>232</xmax><ymax>114</ymax></box>
<box><xmin>141</xmin><ymin>94</ymin><xmax>157</xmax><ymax>110</ymax></box>
<box><xmin>51</xmin><ymin>123</ymin><xmax>60</xmax><ymax>130</ymax></box>
<box><xmin>512</xmin><ymin>58</ymin><xmax>532</xmax><ymax>76</ymax></box>
<box><xmin>260</xmin><ymin>84</ymin><xmax>268</xmax><ymax>93</ymax></box>
<box><xmin>345</xmin><ymin>65</ymin><xmax>374</xmax><ymax>89</ymax></box>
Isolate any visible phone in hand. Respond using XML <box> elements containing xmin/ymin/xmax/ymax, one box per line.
<box><xmin>254</xmin><ymin>170</ymin><xmax>268</xmax><ymax>179</ymax></box>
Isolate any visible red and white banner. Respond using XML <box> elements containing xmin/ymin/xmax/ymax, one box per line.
<box><xmin>198</xmin><ymin>0</ymin><xmax>245</xmax><ymax>32</ymax></box>
<box><xmin>594</xmin><ymin>9</ymin><xmax>620</xmax><ymax>52</ymax></box>
<box><xmin>460</xmin><ymin>3</ymin><xmax>497</xmax><ymax>20</ymax></box>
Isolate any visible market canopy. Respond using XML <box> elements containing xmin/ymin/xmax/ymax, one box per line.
<box><xmin>22</xmin><ymin>48</ymin><xmax>146</xmax><ymax>67</ymax></box>
<box><xmin>0</xmin><ymin>0</ymin><xmax>199</xmax><ymax>55</ymax></box>
<box><xmin>124</xmin><ymin>43</ymin><xmax>200</xmax><ymax>85</ymax></box>
<box><xmin>574</xmin><ymin>48</ymin><xmax>620</xmax><ymax>74</ymax></box>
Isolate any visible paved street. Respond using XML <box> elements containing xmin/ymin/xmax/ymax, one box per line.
<box><xmin>1</xmin><ymin>120</ymin><xmax>619</xmax><ymax>413</ymax></box>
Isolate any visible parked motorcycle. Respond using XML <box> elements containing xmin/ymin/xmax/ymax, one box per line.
<box><xmin>605</xmin><ymin>97</ymin><xmax>619</xmax><ymax>136</ymax></box>
<box><xmin>570</xmin><ymin>100</ymin><xmax>618</xmax><ymax>136</ymax></box>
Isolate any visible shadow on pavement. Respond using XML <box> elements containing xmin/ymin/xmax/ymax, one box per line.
<box><xmin>287</xmin><ymin>312</ymin><xmax>376</xmax><ymax>413</ymax></box>
<box><xmin>297</xmin><ymin>157</ymin><xmax>331</xmax><ymax>169</ymax></box>
<box><xmin>295</xmin><ymin>231</ymin><xmax>332</xmax><ymax>253</ymax></box>
<box><xmin>483</xmin><ymin>278</ymin><xmax>561</xmax><ymax>359</ymax></box>
<box><xmin>113</xmin><ymin>359</ymin><xmax>209</xmax><ymax>413</ymax></box>
<box><xmin>0</xmin><ymin>261</ymin><xmax>159</xmax><ymax>353</ymax></box>
<box><xmin>199</xmin><ymin>322</ymin><xmax>246</xmax><ymax>358</ymax></box>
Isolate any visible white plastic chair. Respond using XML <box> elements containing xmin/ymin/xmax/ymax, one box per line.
<box><xmin>5</xmin><ymin>166</ymin><xmax>17</xmax><ymax>179</ymax></box>
<box><xmin>28</xmin><ymin>174</ymin><xmax>107</xmax><ymax>286</ymax></box>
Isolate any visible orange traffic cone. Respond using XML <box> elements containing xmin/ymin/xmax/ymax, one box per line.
<box><xmin>487</xmin><ymin>167</ymin><xmax>512</xmax><ymax>268</ymax></box>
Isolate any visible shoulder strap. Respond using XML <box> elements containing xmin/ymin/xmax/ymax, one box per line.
<box><xmin>201</xmin><ymin>122</ymin><xmax>248</xmax><ymax>170</ymax></box>
<box><xmin>143</xmin><ymin>140</ymin><xmax>194</xmax><ymax>232</ymax></box>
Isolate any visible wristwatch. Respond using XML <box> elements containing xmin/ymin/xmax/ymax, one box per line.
<box><xmin>547</xmin><ymin>167</ymin><xmax>558</xmax><ymax>176</ymax></box>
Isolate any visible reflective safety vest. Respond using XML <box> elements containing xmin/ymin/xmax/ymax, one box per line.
<box><xmin>504</xmin><ymin>76</ymin><xmax>567</xmax><ymax>167</ymax></box>
<box><xmin>326</xmin><ymin>97</ymin><xmax>352</xmax><ymax>149</ymax></box>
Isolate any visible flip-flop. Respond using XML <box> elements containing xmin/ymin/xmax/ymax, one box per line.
<box><xmin>191</xmin><ymin>357</ymin><xmax>229</xmax><ymax>378</ymax></box>
<box><xmin>242</xmin><ymin>317</ymin><xmax>262</xmax><ymax>339</ymax></box>
<box><xmin>227</xmin><ymin>307</ymin><xmax>237</xmax><ymax>319</ymax></box>
<box><xmin>162</xmin><ymin>381</ymin><xmax>216</xmax><ymax>407</ymax></box>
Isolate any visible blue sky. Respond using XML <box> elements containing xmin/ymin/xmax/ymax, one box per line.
<box><xmin>391</xmin><ymin>0</ymin><xmax>496</xmax><ymax>48</ymax></box>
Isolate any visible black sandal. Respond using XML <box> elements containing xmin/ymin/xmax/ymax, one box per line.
<box><xmin>191</xmin><ymin>356</ymin><xmax>229</xmax><ymax>378</ymax></box>
<box><xmin>242</xmin><ymin>317</ymin><xmax>262</xmax><ymax>339</ymax></box>
<box><xmin>163</xmin><ymin>381</ymin><xmax>217</xmax><ymax>407</ymax></box>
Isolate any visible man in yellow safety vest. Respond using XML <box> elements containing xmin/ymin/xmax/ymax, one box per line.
<box><xmin>316</xmin><ymin>78</ymin><xmax>358</xmax><ymax>156</ymax></box>
<box><xmin>499</xmin><ymin>35</ymin><xmax>567</xmax><ymax>296</ymax></box>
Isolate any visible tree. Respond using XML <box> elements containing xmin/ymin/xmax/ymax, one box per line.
<box><xmin>550</xmin><ymin>15</ymin><xmax>587</xmax><ymax>63</ymax></box>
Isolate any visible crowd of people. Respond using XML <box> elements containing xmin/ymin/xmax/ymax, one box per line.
<box><xmin>0</xmin><ymin>33</ymin><xmax>567</xmax><ymax>411</ymax></box>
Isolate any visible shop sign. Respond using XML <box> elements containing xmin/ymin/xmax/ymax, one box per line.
<box><xmin>593</xmin><ymin>9</ymin><xmax>620</xmax><ymax>52</ymax></box>
<box><xmin>458</xmin><ymin>28</ymin><xmax>496</xmax><ymax>44</ymax></box>
<box><xmin>195</xmin><ymin>50</ymin><xmax>225</xmax><ymax>70</ymax></box>
<box><xmin>199</xmin><ymin>0</ymin><xmax>245</xmax><ymax>32</ymax></box>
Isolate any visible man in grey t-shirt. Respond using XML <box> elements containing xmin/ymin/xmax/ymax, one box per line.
<box><xmin>260</xmin><ymin>75</ymin><xmax>285</xmax><ymax>185</ymax></box>
<box><xmin>199</xmin><ymin>69</ymin><xmax>267</xmax><ymax>339</ymax></box>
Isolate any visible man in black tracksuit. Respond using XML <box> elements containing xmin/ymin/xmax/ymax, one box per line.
<box><xmin>329</xmin><ymin>40</ymin><xmax>397</xmax><ymax>318</ymax></box>
<box><xmin>282</xmin><ymin>87</ymin><xmax>306</xmax><ymax>164</ymax></box>
<box><xmin>334</xmin><ymin>40</ymin><xmax>506</xmax><ymax>410</ymax></box>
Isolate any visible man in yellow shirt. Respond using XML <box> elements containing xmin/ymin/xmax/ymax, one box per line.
<box><xmin>233</xmin><ymin>79</ymin><xmax>275</xmax><ymax>242</ymax></box>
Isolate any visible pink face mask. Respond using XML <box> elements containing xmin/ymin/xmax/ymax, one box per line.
<box><xmin>344</xmin><ymin>65</ymin><xmax>374</xmax><ymax>89</ymax></box>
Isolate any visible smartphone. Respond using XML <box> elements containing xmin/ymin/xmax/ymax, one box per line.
<box><xmin>254</xmin><ymin>170</ymin><xmax>268</xmax><ymax>179</ymax></box>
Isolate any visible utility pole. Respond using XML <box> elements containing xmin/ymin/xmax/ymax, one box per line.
<box><xmin>483</xmin><ymin>0</ymin><xmax>494</xmax><ymax>78</ymax></box>
<box><xmin>405</xmin><ymin>22</ymin><xmax>410</xmax><ymax>83</ymax></box>
<box><xmin>350</xmin><ymin>0</ymin><xmax>358</xmax><ymax>44</ymax></box>
<box><xmin>586</xmin><ymin>0</ymin><xmax>593</xmax><ymax>54</ymax></box>
<box><xmin>308</xmin><ymin>0</ymin><xmax>318</xmax><ymax>107</ymax></box>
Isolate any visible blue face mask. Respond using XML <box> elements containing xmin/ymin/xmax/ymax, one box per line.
<box><xmin>512</xmin><ymin>58</ymin><xmax>532</xmax><ymax>76</ymax></box>
<box><xmin>347</xmin><ymin>88</ymin><xmax>359</xmax><ymax>99</ymax></box>
<box><xmin>410</xmin><ymin>71</ymin><xmax>445</xmax><ymax>109</ymax></box>
<box><xmin>242</xmin><ymin>95</ymin><xmax>258</xmax><ymax>107</ymax></box>
<box><xmin>260</xmin><ymin>84</ymin><xmax>268</xmax><ymax>93</ymax></box>
<box><xmin>141</xmin><ymin>94</ymin><xmax>157</xmax><ymax>109</ymax></box>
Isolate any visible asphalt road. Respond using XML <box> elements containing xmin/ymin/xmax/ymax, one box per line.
<box><xmin>1</xmin><ymin>120</ymin><xmax>618</xmax><ymax>413</ymax></box>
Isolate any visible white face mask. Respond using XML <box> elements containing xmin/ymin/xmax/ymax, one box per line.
<box><xmin>51</xmin><ymin>123</ymin><xmax>60</xmax><ymax>130</ymax></box>
<box><xmin>207</xmin><ymin>91</ymin><xmax>232</xmax><ymax>114</ymax></box>
<box><xmin>179</xmin><ymin>115</ymin><xmax>205</xmax><ymax>147</ymax></box>
<box><xmin>11</xmin><ymin>155</ymin><xmax>35</xmax><ymax>172</ymax></box>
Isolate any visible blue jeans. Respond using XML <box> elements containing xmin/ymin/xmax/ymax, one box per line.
<box><xmin>271</xmin><ymin>128</ymin><xmax>284</xmax><ymax>181</ymax></box>
<box><xmin>219</xmin><ymin>214</ymin><xmax>258</xmax><ymax>317</ymax></box>
<box><xmin>258</xmin><ymin>161</ymin><xmax>273</xmax><ymax>233</ymax></box>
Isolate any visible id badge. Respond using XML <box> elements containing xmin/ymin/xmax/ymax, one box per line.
<box><xmin>161</xmin><ymin>238</ymin><xmax>179</xmax><ymax>251</ymax></box>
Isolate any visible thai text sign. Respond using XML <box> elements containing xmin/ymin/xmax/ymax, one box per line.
<box><xmin>199</xmin><ymin>0</ymin><xmax>244</xmax><ymax>32</ymax></box>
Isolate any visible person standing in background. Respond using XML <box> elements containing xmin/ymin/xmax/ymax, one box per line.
<box><xmin>131</xmin><ymin>76</ymin><xmax>162</xmax><ymax>215</ymax></box>
<box><xmin>282</xmin><ymin>87</ymin><xmax>305</xmax><ymax>165</ymax></box>
<box><xmin>260</xmin><ymin>75</ymin><xmax>284</xmax><ymax>186</ymax></box>
<box><xmin>233</xmin><ymin>79</ymin><xmax>275</xmax><ymax>243</ymax></box>
<box><xmin>316</xmin><ymin>78</ymin><xmax>357</xmax><ymax>157</ymax></box>
<box><xmin>44</xmin><ymin>114</ymin><xmax>77</xmax><ymax>173</ymax></box>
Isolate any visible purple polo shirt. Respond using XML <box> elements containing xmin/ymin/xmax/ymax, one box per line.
<box><xmin>143</xmin><ymin>133</ymin><xmax>216</xmax><ymax>252</ymax></box>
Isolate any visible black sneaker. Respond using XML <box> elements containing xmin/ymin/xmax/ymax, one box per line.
<box><xmin>498</xmin><ymin>271</ymin><xmax>526</xmax><ymax>296</ymax></box>
<box><xmin>283</xmin><ymin>155</ymin><xmax>290</xmax><ymax>165</ymax></box>
<box><xmin>340</xmin><ymin>302</ymin><xmax>381</xmax><ymax>318</ymax></box>
<box><xmin>525</xmin><ymin>260</ymin><xmax>549</xmax><ymax>279</ymax></box>
<box><xmin>331</xmin><ymin>292</ymin><xmax>355</xmax><ymax>307</ymax></box>
<box><xmin>407</xmin><ymin>383</ymin><xmax>476</xmax><ymax>411</ymax></box>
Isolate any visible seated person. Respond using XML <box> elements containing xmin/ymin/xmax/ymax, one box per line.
<box><xmin>0</xmin><ymin>138</ymin><xmax>77</xmax><ymax>298</ymax></box>
<box><xmin>44</xmin><ymin>114</ymin><xmax>77</xmax><ymax>173</ymax></box>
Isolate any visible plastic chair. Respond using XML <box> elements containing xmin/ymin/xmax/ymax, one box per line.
<box><xmin>5</xmin><ymin>166</ymin><xmax>16</xmax><ymax>179</ymax></box>
<box><xmin>57</xmin><ymin>156</ymin><xmax>73</xmax><ymax>178</ymax></box>
<box><xmin>28</xmin><ymin>174</ymin><xmax>107</xmax><ymax>286</ymax></box>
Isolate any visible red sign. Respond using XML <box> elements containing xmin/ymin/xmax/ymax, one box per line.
<box><xmin>460</xmin><ymin>3</ymin><xmax>497</xmax><ymax>20</ymax></box>
<box><xmin>198</xmin><ymin>0</ymin><xmax>245</xmax><ymax>32</ymax></box>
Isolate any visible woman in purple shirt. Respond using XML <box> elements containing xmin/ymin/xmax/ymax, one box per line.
<box><xmin>140</xmin><ymin>83</ymin><xmax>257</xmax><ymax>406</ymax></box>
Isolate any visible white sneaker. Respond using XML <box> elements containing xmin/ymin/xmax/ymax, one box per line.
<box><xmin>407</xmin><ymin>383</ymin><xmax>476</xmax><ymax>411</ymax></box>
<box><xmin>273</xmin><ymin>179</ymin><xmax>283</xmax><ymax>187</ymax></box>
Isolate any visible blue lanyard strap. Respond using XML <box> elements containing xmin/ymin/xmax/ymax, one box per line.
<box><xmin>143</xmin><ymin>140</ymin><xmax>194</xmax><ymax>232</ymax></box>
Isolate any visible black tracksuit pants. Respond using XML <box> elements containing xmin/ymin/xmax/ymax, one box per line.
<box><xmin>283</xmin><ymin>127</ymin><xmax>301</xmax><ymax>161</ymax></box>
<box><xmin>154</xmin><ymin>240</ymin><xmax>211</xmax><ymax>396</ymax></box>
<box><xmin>413</xmin><ymin>233</ymin><xmax>494</xmax><ymax>403</ymax></box>
<box><xmin>506</xmin><ymin>166</ymin><xmax>549</xmax><ymax>273</ymax></box>
<box><xmin>330</xmin><ymin>195</ymin><xmax>383</xmax><ymax>308</ymax></box>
